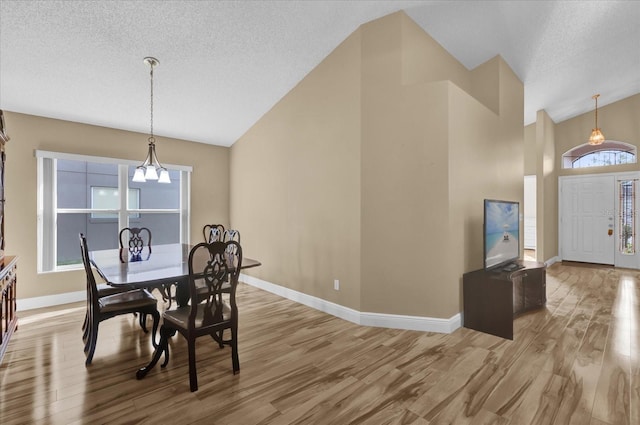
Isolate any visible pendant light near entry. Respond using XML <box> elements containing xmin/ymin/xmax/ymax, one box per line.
<box><xmin>588</xmin><ymin>94</ymin><xmax>605</xmax><ymax>146</ymax></box>
<box><xmin>132</xmin><ymin>57</ymin><xmax>171</xmax><ymax>183</ymax></box>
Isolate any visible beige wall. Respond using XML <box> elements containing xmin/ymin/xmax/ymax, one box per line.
<box><xmin>450</xmin><ymin>57</ymin><xmax>525</xmax><ymax>272</ymax></box>
<box><xmin>535</xmin><ymin>110</ymin><xmax>557</xmax><ymax>262</ymax></box>
<box><xmin>360</xmin><ymin>14</ymin><xmax>456</xmax><ymax>317</ymax></box>
<box><xmin>401</xmin><ymin>13</ymin><xmax>470</xmax><ymax>92</ymax></box>
<box><xmin>231</xmin><ymin>11</ymin><xmax>524</xmax><ymax>320</ymax></box>
<box><xmin>230</xmin><ymin>26</ymin><xmax>363</xmax><ymax>309</ymax></box>
<box><xmin>361</xmin><ymin>15</ymin><xmax>523</xmax><ymax>318</ymax></box>
<box><xmin>4</xmin><ymin>112</ymin><xmax>229</xmax><ymax>299</ymax></box>
<box><xmin>556</xmin><ymin>93</ymin><xmax>640</xmax><ymax>176</ymax></box>
<box><xmin>524</xmin><ymin>124</ymin><xmax>536</xmax><ymax>175</ymax></box>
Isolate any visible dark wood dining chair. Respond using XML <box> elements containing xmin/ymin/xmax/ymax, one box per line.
<box><xmin>119</xmin><ymin>227</ymin><xmax>152</xmax><ymax>258</ymax></box>
<box><xmin>203</xmin><ymin>223</ymin><xmax>225</xmax><ymax>243</ymax></box>
<box><xmin>81</xmin><ymin>271</ymin><xmax>136</xmax><ymax>342</ymax></box>
<box><xmin>222</xmin><ymin>229</ymin><xmax>241</xmax><ymax>249</ymax></box>
<box><xmin>192</xmin><ymin>231</ymin><xmax>240</xmax><ymax>323</ymax></box>
<box><xmin>118</xmin><ymin>227</ymin><xmax>162</xmax><ymax>326</ymax></box>
<box><xmin>136</xmin><ymin>240</ymin><xmax>242</xmax><ymax>391</ymax></box>
<box><xmin>197</xmin><ymin>229</ymin><xmax>240</xmax><ymax>343</ymax></box>
<box><xmin>119</xmin><ymin>226</ymin><xmax>174</xmax><ymax>306</ymax></box>
<box><xmin>80</xmin><ymin>233</ymin><xmax>160</xmax><ymax>366</ymax></box>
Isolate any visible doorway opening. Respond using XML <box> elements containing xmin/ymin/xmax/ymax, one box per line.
<box><xmin>524</xmin><ymin>175</ymin><xmax>536</xmax><ymax>261</ymax></box>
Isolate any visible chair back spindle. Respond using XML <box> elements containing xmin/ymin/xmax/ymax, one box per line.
<box><xmin>222</xmin><ymin>229</ymin><xmax>241</xmax><ymax>254</ymax></box>
<box><xmin>203</xmin><ymin>224</ymin><xmax>225</xmax><ymax>243</ymax></box>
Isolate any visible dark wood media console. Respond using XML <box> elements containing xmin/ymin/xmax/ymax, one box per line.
<box><xmin>463</xmin><ymin>260</ymin><xmax>546</xmax><ymax>339</ymax></box>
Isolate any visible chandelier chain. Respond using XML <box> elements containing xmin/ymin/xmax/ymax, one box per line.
<box><xmin>593</xmin><ymin>94</ymin><xmax>598</xmax><ymax>128</ymax></box>
<box><xmin>149</xmin><ymin>62</ymin><xmax>154</xmax><ymax>141</ymax></box>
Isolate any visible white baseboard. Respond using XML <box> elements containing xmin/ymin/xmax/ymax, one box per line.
<box><xmin>18</xmin><ymin>290</ymin><xmax>85</xmax><ymax>311</ymax></box>
<box><xmin>545</xmin><ymin>256</ymin><xmax>562</xmax><ymax>267</ymax></box>
<box><xmin>240</xmin><ymin>273</ymin><xmax>461</xmax><ymax>334</ymax></box>
<box><xmin>18</xmin><ymin>276</ymin><xmax>462</xmax><ymax>334</ymax></box>
<box><xmin>360</xmin><ymin>311</ymin><xmax>461</xmax><ymax>333</ymax></box>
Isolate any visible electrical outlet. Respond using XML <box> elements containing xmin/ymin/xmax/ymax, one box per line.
<box><xmin>334</xmin><ymin>279</ymin><xmax>340</xmax><ymax>291</ymax></box>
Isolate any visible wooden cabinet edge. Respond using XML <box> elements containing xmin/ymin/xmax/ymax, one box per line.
<box><xmin>0</xmin><ymin>256</ymin><xmax>18</xmax><ymax>364</ymax></box>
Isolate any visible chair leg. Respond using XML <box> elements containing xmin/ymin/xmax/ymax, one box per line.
<box><xmin>211</xmin><ymin>330</ymin><xmax>224</xmax><ymax>348</ymax></box>
<box><xmin>187</xmin><ymin>338</ymin><xmax>198</xmax><ymax>392</ymax></box>
<box><xmin>82</xmin><ymin>301</ymin><xmax>91</xmax><ymax>342</ymax></box>
<box><xmin>231</xmin><ymin>323</ymin><xmax>240</xmax><ymax>374</ymax></box>
<box><xmin>83</xmin><ymin>313</ymin><xmax>93</xmax><ymax>353</ymax></box>
<box><xmin>85</xmin><ymin>321</ymin><xmax>99</xmax><ymax>366</ymax></box>
<box><xmin>83</xmin><ymin>336</ymin><xmax>90</xmax><ymax>353</ymax></box>
<box><xmin>84</xmin><ymin>330</ymin><xmax>91</xmax><ymax>353</ymax></box>
<box><xmin>82</xmin><ymin>313</ymin><xmax>90</xmax><ymax>344</ymax></box>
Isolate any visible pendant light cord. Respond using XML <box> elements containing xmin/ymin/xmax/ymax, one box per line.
<box><xmin>133</xmin><ymin>57</ymin><xmax>170</xmax><ymax>183</ymax></box>
<box><xmin>149</xmin><ymin>62</ymin><xmax>154</xmax><ymax>142</ymax></box>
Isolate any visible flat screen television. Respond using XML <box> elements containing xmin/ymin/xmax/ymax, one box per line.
<box><xmin>484</xmin><ymin>199</ymin><xmax>520</xmax><ymax>270</ymax></box>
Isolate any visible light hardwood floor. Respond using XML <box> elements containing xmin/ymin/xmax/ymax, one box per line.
<box><xmin>1</xmin><ymin>262</ymin><xmax>638</xmax><ymax>424</ymax></box>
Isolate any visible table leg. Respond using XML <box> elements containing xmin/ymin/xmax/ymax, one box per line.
<box><xmin>175</xmin><ymin>277</ymin><xmax>189</xmax><ymax>307</ymax></box>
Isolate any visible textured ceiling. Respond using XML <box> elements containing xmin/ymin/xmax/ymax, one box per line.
<box><xmin>0</xmin><ymin>0</ymin><xmax>638</xmax><ymax>147</ymax></box>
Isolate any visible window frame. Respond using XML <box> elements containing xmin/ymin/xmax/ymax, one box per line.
<box><xmin>36</xmin><ymin>150</ymin><xmax>192</xmax><ymax>273</ymax></box>
<box><xmin>90</xmin><ymin>186</ymin><xmax>141</xmax><ymax>220</ymax></box>
<box><xmin>562</xmin><ymin>140</ymin><xmax>637</xmax><ymax>169</ymax></box>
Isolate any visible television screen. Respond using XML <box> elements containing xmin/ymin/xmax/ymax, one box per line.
<box><xmin>484</xmin><ymin>199</ymin><xmax>520</xmax><ymax>270</ymax></box>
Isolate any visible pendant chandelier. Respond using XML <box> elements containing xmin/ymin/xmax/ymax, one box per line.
<box><xmin>132</xmin><ymin>57</ymin><xmax>171</xmax><ymax>183</ymax></box>
<box><xmin>588</xmin><ymin>94</ymin><xmax>605</xmax><ymax>146</ymax></box>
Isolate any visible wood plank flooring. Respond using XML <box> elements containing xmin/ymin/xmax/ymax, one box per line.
<box><xmin>1</xmin><ymin>261</ymin><xmax>638</xmax><ymax>424</ymax></box>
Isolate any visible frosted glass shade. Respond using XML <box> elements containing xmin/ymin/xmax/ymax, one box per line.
<box><xmin>144</xmin><ymin>164</ymin><xmax>158</xmax><ymax>180</ymax></box>
<box><xmin>158</xmin><ymin>168</ymin><xmax>171</xmax><ymax>184</ymax></box>
<box><xmin>132</xmin><ymin>167</ymin><xmax>146</xmax><ymax>182</ymax></box>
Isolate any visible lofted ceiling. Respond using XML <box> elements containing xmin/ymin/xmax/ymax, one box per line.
<box><xmin>0</xmin><ymin>0</ymin><xmax>638</xmax><ymax>147</ymax></box>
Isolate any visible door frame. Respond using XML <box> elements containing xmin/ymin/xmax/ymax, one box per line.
<box><xmin>559</xmin><ymin>171</ymin><xmax>640</xmax><ymax>269</ymax></box>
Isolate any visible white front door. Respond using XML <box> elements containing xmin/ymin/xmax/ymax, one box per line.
<box><xmin>560</xmin><ymin>175</ymin><xmax>615</xmax><ymax>264</ymax></box>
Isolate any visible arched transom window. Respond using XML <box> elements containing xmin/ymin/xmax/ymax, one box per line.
<box><xmin>562</xmin><ymin>141</ymin><xmax>636</xmax><ymax>169</ymax></box>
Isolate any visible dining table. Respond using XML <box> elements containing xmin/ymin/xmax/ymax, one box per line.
<box><xmin>89</xmin><ymin>243</ymin><xmax>261</xmax><ymax>307</ymax></box>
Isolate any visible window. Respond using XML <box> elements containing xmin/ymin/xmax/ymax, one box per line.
<box><xmin>572</xmin><ymin>150</ymin><xmax>635</xmax><ymax>168</ymax></box>
<box><xmin>562</xmin><ymin>141</ymin><xmax>636</xmax><ymax>169</ymax></box>
<box><xmin>37</xmin><ymin>151</ymin><xmax>191</xmax><ymax>272</ymax></box>
<box><xmin>619</xmin><ymin>180</ymin><xmax>636</xmax><ymax>255</ymax></box>
<box><xmin>91</xmin><ymin>187</ymin><xmax>140</xmax><ymax>219</ymax></box>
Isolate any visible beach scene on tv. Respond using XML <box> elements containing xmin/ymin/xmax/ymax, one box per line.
<box><xmin>485</xmin><ymin>200</ymin><xmax>519</xmax><ymax>268</ymax></box>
